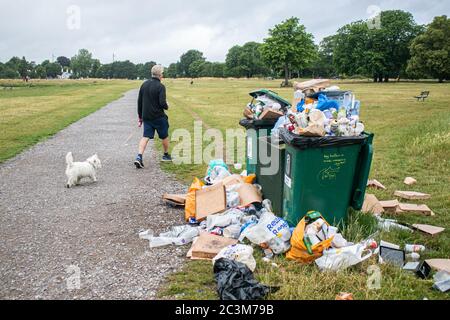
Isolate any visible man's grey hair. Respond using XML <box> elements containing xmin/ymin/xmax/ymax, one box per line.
<box><xmin>151</xmin><ymin>64</ymin><xmax>164</xmax><ymax>77</ymax></box>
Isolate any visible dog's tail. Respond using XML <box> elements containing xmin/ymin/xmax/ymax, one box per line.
<box><xmin>66</xmin><ymin>152</ymin><xmax>74</xmax><ymax>167</ymax></box>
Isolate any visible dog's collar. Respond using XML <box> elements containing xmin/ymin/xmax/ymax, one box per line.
<box><xmin>88</xmin><ymin>161</ymin><xmax>96</xmax><ymax>169</ymax></box>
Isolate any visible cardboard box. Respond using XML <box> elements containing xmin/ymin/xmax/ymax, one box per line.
<box><xmin>397</xmin><ymin>203</ymin><xmax>433</xmax><ymax>216</ymax></box>
<box><xmin>190</xmin><ymin>233</ymin><xmax>238</xmax><ymax>260</ymax></box>
<box><xmin>195</xmin><ymin>183</ymin><xmax>226</xmax><ymax>221</ymax></box>
<box><xmin>163</xmin><ymin>194</ymin><xmax>186</xmax><ymax>207</ymax></box>
<box><xmin>412</xmin><ymin>224</ymin><xmax>445</xmax><ymax>236</ymax></box>
<box><xmin>259</xmin><ymin>108</ymin><xmax>283</xmax><ymax>120</ymax></box>
<box><xmin>362</xmin><ymin>194</ymin><xmax>384</xmax><ymax>215</ymax></box>
<box><xmin>237</xmin><ymin>183</ymin><xmax>262</xmax><ymax>207</ymax></box>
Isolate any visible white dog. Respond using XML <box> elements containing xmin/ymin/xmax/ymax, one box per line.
<box><xmin>65</xmin><ymin>152</ymin><xmax>102</xmax><ymax>188</ymax></box>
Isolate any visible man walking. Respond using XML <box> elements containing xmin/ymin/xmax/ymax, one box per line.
<box><xmin>134</xmin><ymin>64</ymin><xmax>172</xmax><ymax>169</ymax></box>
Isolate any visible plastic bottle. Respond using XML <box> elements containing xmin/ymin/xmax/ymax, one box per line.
<box><xmin>405</xmin><ymin>244</ymin><xmax>425</xmax><ymax>253</ymax></box>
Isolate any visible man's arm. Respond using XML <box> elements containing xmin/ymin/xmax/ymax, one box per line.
<box><xmin>137</xmin><ymin>84</ymin><xmax>144</xmax><ymax>119</ymax></box>
<box><xmin>159</xmin><ymin>85</ymin><xmax>169</xmax><ymax>110</ymax></box>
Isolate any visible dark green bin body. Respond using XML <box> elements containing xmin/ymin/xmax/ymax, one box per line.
<box><xmin>255</xmin><ymin>136</ymin><xmax>286</xmax><ymax>217</ymax></box>
<box><xmin>240</xmin><ymin>120</ymin><xmax>277</xmax><ymax>175</ymax></box>
<box><xmin>282</xmin><ymin>132</ymin><xmax>374</xmax><ymax>227</ymax></box>
<box><xmin>240</xmin><ymin>89</ymin><xmax>291</xmax><ymax>175</ymax></box>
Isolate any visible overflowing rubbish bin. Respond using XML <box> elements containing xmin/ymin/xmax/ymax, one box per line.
<box><xmin>280</xmin><ymin>128</ymin><xmax>374</xmax><ymax>226</ymax></box>
<box><xmin>255</xmin><ymin>136</ymin><xmax>286</xmax><ymax>217</ymax></box>
<box><xmin>239</xmin><ymin>89</ymin><xmax>291</xmax><ymax>174</ymax></box>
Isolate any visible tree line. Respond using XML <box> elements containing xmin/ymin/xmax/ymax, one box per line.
<box><xmin>1</xmin><ymin>11</ymin><xmax>448</xmax><ymax>82</ymax></box>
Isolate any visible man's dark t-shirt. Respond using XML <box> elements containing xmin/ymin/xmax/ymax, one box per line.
<box><xmin>137</xmin><ymin>77</ymin><xmax>169</xmax><ymax>121</ymax></box>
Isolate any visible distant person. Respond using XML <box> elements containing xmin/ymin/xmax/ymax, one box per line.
<box><xmin>134</xmin><ymin>64</ymin><xmax>172</xmax><ymax>169</ymax></box>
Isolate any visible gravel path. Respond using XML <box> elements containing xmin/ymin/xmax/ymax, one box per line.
<box><xmin>0</xmin><ymin>89</ymin><xmax>188</xmax><ymax>300</ymax></box>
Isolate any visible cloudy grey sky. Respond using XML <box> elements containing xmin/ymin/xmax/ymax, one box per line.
<box><xmin>0</xmin><ymin>0</ymin><xmax>448</xmax><ymax>65</ymax></box>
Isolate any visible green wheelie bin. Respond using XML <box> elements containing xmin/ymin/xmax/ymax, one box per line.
<box><xmin>239</xmin><ymin>89</ymin><xmax>290</xmax><ymax>174</ymax></box>
<box><xmin>255</xmin><ymin>136</ymin><xmax>286</xmax><ymax>217</ymax></box>
<box><xmin>280</xmin><ymin>128</ymin><xmax>374</xmax><ymax>226</ymax></box>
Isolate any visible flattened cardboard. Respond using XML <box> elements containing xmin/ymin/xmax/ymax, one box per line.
<box><xmin>367</xmin><ymin>179</ymin><xmax>387</xmax><ymax>190</ymax></box>
<box><xmin>397</xmin><ymin>203</ymin><xmax>433</xmax><ymax>216</ymax></box>
<box><xmin>221</xmin><ymin>174</ymin><xmax>244</xmax><ymax>187</ymax></box>
<box><xmin>362</xmin><ymin>194</ymin><xmax>384</xmax><ymax>215</ymax></box>
<box><xmin>379</xmin><ymin>199</ymin><xmax>400</xmax><ymax>213</ymax></box>
<box><xmin>190</xmin><ymin>233</ymin><xmax>238</xmax><ymax>260</ymax></box>
<box><xmin>425</xmin><ymin>259</ymin><xmax>450</xmax><ymax>273</ymax></box>
<box><xmin>394</xmin><ymin>191</ymin><xmax>431</xmax><ymax>200</ymax></box>
<box><xmin>243</xmin><ymin>107</ymin><xmax>253</xmax><ymax>119</ymax></box>
<box><xmin>195</xmin><ymin>183</ymin><xmax>226</xmax><ymax>221</ymax></box>
<box><xmin>163</xmin><ymin>194</ymin><xmax>186</xmax><ymax>207</ymax></box>
<box><xmin>237</xmin><ymin>183</ymin><xmax>262</xmax><ymax>207</ymax></box>
<box><xmin>412</xmin><ymin>224</ymin><xmax>445</xmax><ymax>236</ymax></box>
<box><xmin>259</xmin><ymin>108</ymin><xmax>283</xmax><ymax>120</ymax></box>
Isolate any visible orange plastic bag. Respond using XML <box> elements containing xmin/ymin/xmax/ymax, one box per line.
<box><xmin>286</xmin><ymin>214</ymin><xmax>333</xmax><ymax>264</ymax></box>
<box><xmin>185</xmin><ymin>177</ymin><xmax>204</xmax><ymax>221</ymax></box>
<box><xmin>243</xmin><ymin>174</ymin><xmax>256</xmax><ymax>184</ymax></box>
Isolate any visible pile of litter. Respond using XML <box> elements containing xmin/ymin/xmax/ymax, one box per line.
<box><xmin>244</xmin><ymin>80</ymin><xmax>365</xmax><ymax>139</ymax></box>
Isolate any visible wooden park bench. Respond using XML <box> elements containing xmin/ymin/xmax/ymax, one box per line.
<box><xmin>414</xmin><ymin>91</ymin><xmax>430</xmax><ymax>102</ymax></box>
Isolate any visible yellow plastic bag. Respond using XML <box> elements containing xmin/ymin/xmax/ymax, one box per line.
<box><xmin>185</xmin><ymin>177</ymin><xmax>204</xmax><ymax>221</ymax></box>
<box><xmin>286</xmin><ymin>214</ymin><xmax>333</xmax><ymax>264</ymax></box>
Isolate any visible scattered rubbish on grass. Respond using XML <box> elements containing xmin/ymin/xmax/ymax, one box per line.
<box><xmin>379</xmin><ymin>246</ymin><xmax>406</xmax><ymax>267</ymax></box>
<box><xmin>433</xmin><ymin>271</ymin><xmax>450</xmax><ymax>293</ymax></box>
<box><xmin>214</xmin><ymin>258</ymin><xmax>278</xmax><ymax>300</ymax></box>
<box><xmin>425</xmin><ymin>259</ymin><xmax>450</xmax><ymax>273</ymax></box>
<box><xmin>367</xmin><ymin>179</ymin><xmax>387</xmax><ymax>190</ymax></box>
<box><xmin>376</xmin><ymin>217</ymin><xmax>412</xmax><ymax>232</ymax></box>
<box><xmin>412</xmin><ymin>224</ymin><xmax>445</xmax><ymax>236</ymax></box>
<box><xmin>397</xmin><ymin>203</ymin><xmax>434</xmax><ymax>216</ymax></box>
<box><xmin>213</xmin><ymin>244</ymin><xmax>257</xmax><ymax>272</ymax></box>
<box><xmin>362</xmin><ymin>194</ymin><xmax>384</xmax><ymax>215</ymax></box>
<box><xmin>336</xmin><ymin>292</ymin><xmax>354</xmax><ymax>300</ymax></box>
<box><xmin>316</xmin><ymin>242</ymin><xmax>374</xmax><ymax>271</ymax></box>
<box><xmin>405</xmin><ymin>244</ymin><xmax>426</xmax><ymax>253</ymax></box>
<box><xmin>404</xmin><ymin>177</ymin><xmax>417</xmax><ymax>185</ymax></box>
<box><xmin>394</xmin><ymin>191</ymin><xmax>431</xmax><ymax>200</ymax></box>
<box><xmin>379</xmin><ymin>200</ymin><xmax>400</xmax><ymax>213</ymax></box>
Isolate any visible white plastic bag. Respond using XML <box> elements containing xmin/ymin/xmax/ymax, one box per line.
<box><xmin>223</xmin><ymin>224</ymin><xmax>241</xmax><ymax>239</ymax></box>
<box><xmin>315</xmin><ymin>244</ymin><xmax>373</xmax><ymax>271</ymax></box>
<box><xmin>239</xmin><ymin>211</ymin><xmax>291</xmax><ymax>245</ymax></box>
<box><xmin>212</xmin><ymin>244</ymin><xmax>257</xmax><ymax>272</ymax></box>
<box><xmin>206</xmin><ymin>209</ymin><xmax>243</xmax><ymax>231</ymax></box>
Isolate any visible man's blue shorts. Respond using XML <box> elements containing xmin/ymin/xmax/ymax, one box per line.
<box><xmin>143</xmin><ymin>117</ymin><xmax>169</xmax><ymax>140</ymax></box>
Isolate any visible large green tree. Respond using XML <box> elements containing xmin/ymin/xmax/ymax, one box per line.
<box><xmin>334</xmin><ymin>10</ymin><xmax>422</xmax><ymax>82</ymax></box>
<box><xmin>407</xmin><ymin>15</ymin><xmax>450</xmax><ymax>82</ymax></box>
<box><xmin>260</xmin><ymin>17</ymin><xmax>316</xmax><ymax>85</ymax></box>
<box><xmin>166</xmin><ymin>63</ymin><xmax>179</xmax><ymax>78</ymax></box>
<box><xmin>71</xmin><ymin>49</ymin><xmax>95</xmax><ymax>78</ymax></box>
<box><xmin>225</xmin><ymin>42</ymin><xmax>268</xmax><ymax>78</ymax></box>
<box><xmin>178</xmin><ymin>50</ymin><xmax>205</xmax><ymax>77</ymax></box>
<box><xmin>45</xmin><ymin>62</ymin><xmax>62</xmax><ymax>78</ymax></box>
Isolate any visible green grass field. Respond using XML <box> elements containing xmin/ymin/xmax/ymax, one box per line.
<box><xmin>157</xmin><ymin>78</ymin><xmax>450</xmax><ymax>300</ymax></box>
<box><xmin>0</xmin><ymin>79</ymin><xmax>139</xmax><ymax>163</ymax></box>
